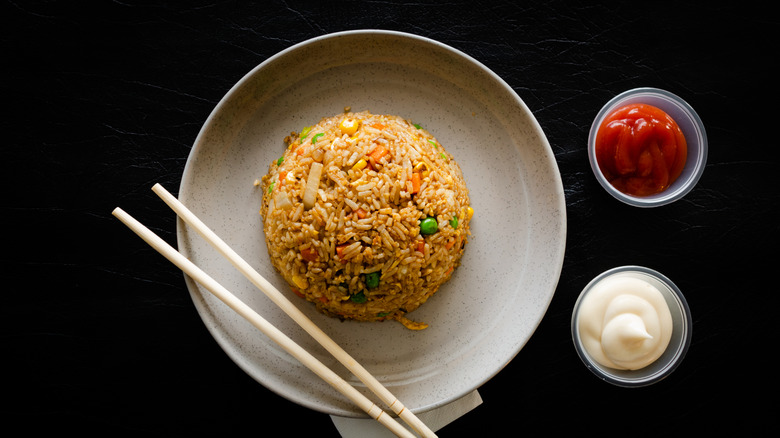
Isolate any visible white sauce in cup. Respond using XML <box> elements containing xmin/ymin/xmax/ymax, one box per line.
<box><xmin>577</xmin><ymin>274</ymin><xmax>673</xmax><ymax>370</ymax></box>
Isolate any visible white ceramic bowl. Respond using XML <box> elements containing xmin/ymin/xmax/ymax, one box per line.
<box><xmin>177</xmin><ymin>30</ymin><xmax>566</xmax><ymax>417</ymax></box>
<box><xmin>588</xmin><ymin>87</ymin><xmax>708</xmax><ymax>207</ymax></box>
<box><xmin>571</xmin><ymin>266</ymin><xmax>692</xmax><ymax>387</ymax></box>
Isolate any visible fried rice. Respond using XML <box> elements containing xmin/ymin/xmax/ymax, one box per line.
<box><xmin>258</xmin><ymin>110</ymin><xmax>472</xmax><ymax>330</ymax></box>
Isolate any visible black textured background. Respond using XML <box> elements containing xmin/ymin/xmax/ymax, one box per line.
<box><xmin>4</xmin><ymin>1</ymin><xmax>777</xmax><ymax>435</ymax></box>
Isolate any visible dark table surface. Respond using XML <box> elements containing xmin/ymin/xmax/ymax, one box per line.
<box><xmin>5</xmin><ymin>1</ymin><xmax>777</xmax><ymax>436</ymax></box>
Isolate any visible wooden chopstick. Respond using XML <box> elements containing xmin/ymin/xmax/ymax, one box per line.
<box><xmin>112</xmin><ymin>206</ymin><xmax>418</xmax><ymax>438</ymax></box>
<box><xmin>150</xmin><ymin>183</ymin><xmax>437</xmax><ymax>438</ymax></box>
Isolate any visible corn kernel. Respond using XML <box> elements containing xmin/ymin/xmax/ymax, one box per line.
<box><xmin>467</xmin><ymin>206</ymin><xmax>474</xmax><ymax>219</ymax></box>
<box><xmin>413</xmin><ymin>161</ymin><xmax>430</xmax><ymax>177</ymax></box>
<box><xmin>339</xmin><ymin>118</ymin><xmax>360</xmax><ymax>136</ymax></box>
<box><xmin>352</xmin><ymin>158</ymin><xmax>367</xmax><ymax>171</ymax></box>
<box><xmin>292</xmin><ymin>275</ymin><xmax>308</xmax><ymax>289</ymax></box>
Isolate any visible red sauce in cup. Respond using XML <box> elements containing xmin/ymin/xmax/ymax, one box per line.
<box><xmin>595</xmin><ymin>103</ymin><xmax>687</xmax><ymax>196</ymax></box>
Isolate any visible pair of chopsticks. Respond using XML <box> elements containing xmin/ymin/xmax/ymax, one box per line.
<box><xmin>113</xmin><ymin>183</ymin><xmax>436</xmax><ymax>438</ymax></box>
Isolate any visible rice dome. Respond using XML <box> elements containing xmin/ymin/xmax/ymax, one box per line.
<box><xmin>259</xmin><ymin>110</ymin><xmax>472</xmax><ymax>330</ymax></box>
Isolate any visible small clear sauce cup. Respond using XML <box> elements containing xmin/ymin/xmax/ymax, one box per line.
<box><xmin>588</xmin><ymin>87</ymin><xmax>708</xmax><ymax>207</ymax></box>
<box><xmin>571</xmin><ymin>266</ymin><xmax>692</xmax><ymax>387</ymax></box>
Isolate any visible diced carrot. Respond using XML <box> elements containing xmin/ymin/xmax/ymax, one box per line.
<box><xmin>355</xmin><ymin>208</ymin><xmax>367</xmax><ymax>219</ymax></box>
<box><xmin>278</xmin><ymin>170</ymin><xmax>287</xmax><ymax>186</ymax></box>
<box><xmin>445</xmin><ymin>238</ymin><xmax>456</xmax><ymax>250</ymax></box>
<box><xmin>369</xmin><ymin>145</ymin><xmax>388</xmax><ymax>162</ymax></box>
<box><xmin>336</xmin><ymin>243</ymin><xmax>349</xmax><ymax>259</ymax></box>
<box><xmin>300</xmin><ymin>247</ymin><xmax>318</xmax><ymax>262</ymax></box>
<box><xmin>410</xmin><ymin>172</ymin><xmax>421</xmax><ymax>194</ymax></box>
<box><xmin>415</xmin><ymin>239</ymin><xmax>425</xmax><ymax>253</ymax></box>
<box><xmin>291</xmin><ymin>288</ymin><xmax>305</xmax><ymax>299</ymax></box>
<box><xmin>318</xmin><ymin>296</ymin><xmax>328</xmax><ymax>303</ymax></box>
<box><xmin>372</xmin><ymin>122</ymin><xmax>386</xmax><ymax>130</ymax></box>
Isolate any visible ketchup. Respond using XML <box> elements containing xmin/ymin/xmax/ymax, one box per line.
<box><xmin>595</xmin><ymin>103</ymin><xmax>687</xmax><ymax>196</ymax></box>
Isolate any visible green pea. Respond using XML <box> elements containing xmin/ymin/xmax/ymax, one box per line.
<box><xmin>419</xmin><ymin>217</ymin><xmax>438</xmax><ymax>235</ymax></box>
<box><xmin>449</xmin><ymin>216</ymin><xmax>458</xmax><ymax>229</ymax></box>
<box><xmin>350</xmin><ymin>291</ymin><xmax>367</xmax><ymax>303</ymax></box>
<box><xmin>366</xmin><ymin>271</ymin><xmax>380</xmax><ymax>289</ymax></box>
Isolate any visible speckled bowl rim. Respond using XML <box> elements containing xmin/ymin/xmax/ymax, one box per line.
<box><xmin>588</xmin><ymin>87</ymin><xmax>708</xmax><ymax>207</ymax></box>
<box><xmin>177</xmin><ymin>30</ymin><xmax>566</xmax><ymax>417</ymax></box>
<box><xmin>571</xmin><ymin>266</ymin><xmax>692</xmax><ymax>387</ymax></box>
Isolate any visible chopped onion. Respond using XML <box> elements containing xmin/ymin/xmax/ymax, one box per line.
<box><xmin>273</xmin><ymin>190</ymin><xmax>293</xmax><ymax>211</ymax></box>
<box><xmin>303</xmin><ymin>162</ymin><xmax>323</xmax><ymax>209</ymax></box>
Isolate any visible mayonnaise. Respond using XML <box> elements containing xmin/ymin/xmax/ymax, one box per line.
<box><xmin>577</xmin><ymin>274</ymin><xmax>673</xmax><ymax>370</ymax></box>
